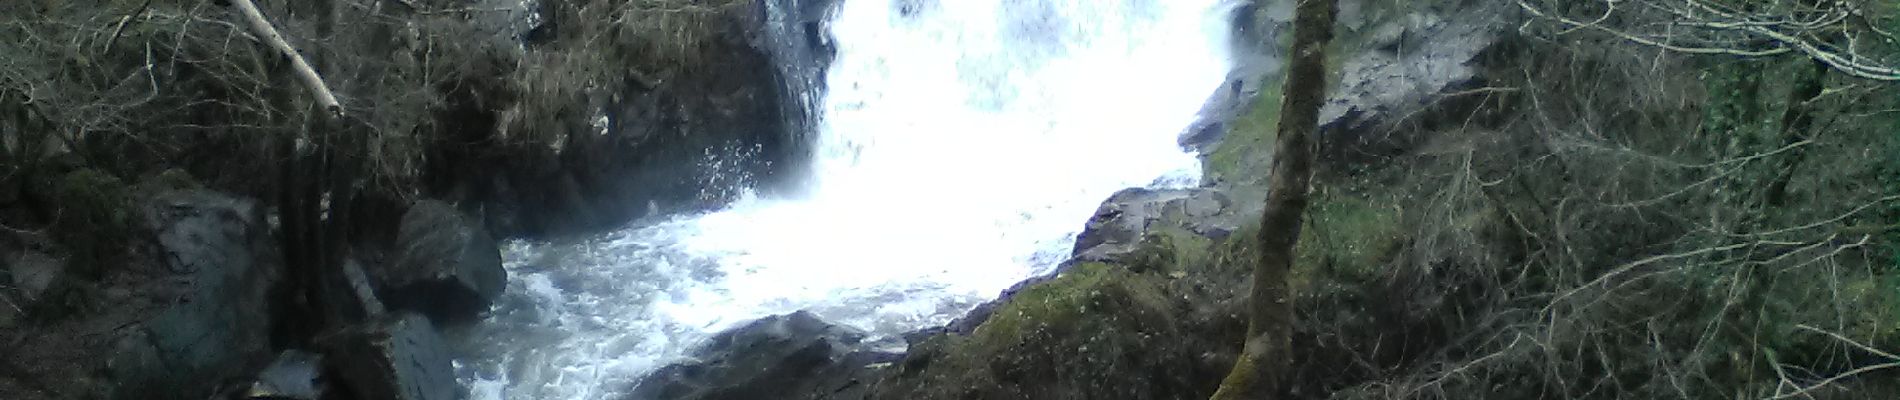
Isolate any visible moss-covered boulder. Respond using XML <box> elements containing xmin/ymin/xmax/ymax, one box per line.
<box><xmin>872</xmin><ymin>263</ymin><xmax>1221</xmax><ymax>400</ymax></box>
<box><xmin>1074</xmin><ymin>188</ymin><xmax>1233</xmax><ymax>271</ymax></box>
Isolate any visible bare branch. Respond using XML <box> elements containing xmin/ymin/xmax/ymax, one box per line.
<box><xmin>230</xmin><ymin>0</ymin><xmax>343</xmax><ymax>118</ymax></box>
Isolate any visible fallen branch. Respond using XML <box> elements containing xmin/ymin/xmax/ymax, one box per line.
<box><xmin>230</xmin><ymin>0</ymin><xmax>342</xmax><ymax>118</ymax></box>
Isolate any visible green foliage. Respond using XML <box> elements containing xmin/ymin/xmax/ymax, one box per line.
<box><xmin>1292</xmin><ymin>187</ymin><xmax>1401</xmax><ymax>293</ymax></box>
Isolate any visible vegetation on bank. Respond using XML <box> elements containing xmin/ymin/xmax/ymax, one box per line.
<box><xmin>1277</xmin><ymin>1</ymin><xmax>1900</xmax><ymax>397</ymax></box>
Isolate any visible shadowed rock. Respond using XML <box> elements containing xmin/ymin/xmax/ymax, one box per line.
<box><xmin>321</xmin><ymin>312</ymin><xmax>459</xmax><ymax>400</ymax></box>
<box><xmin>104</xmin><ymin>191</ymin><xmax>286</xmax><ymax>399</ymax></box>
<box><xmin>631</xmin><ymin>311</ymin><xmax>899</xmax><ymax>400</ymax></box>
<box><xmin>242</xmin><ymin>350</ymin><xmax>325</xmax><ymax>399</ymax></box>
<box><xmin>380</xmin><ymin>200</ymin><xmax>506</xmax><ymax>324</ymax></box>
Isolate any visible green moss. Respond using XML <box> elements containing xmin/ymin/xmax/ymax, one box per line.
<box><xmin>1209</xmin><ymin>352</ymin><xmax>1260</xmax><ymax>400</ymax></box>
<box><xmin>880</xmin><ymin>262</ymin><xmax>1193</xmax><ymax>398</ymax></box>
<box><xmin>1207</xmin><ymin>76</ymin><xmax>1285</xmax><ymax>189</ymax></box>
<box><xmin>1291</xmin><ymin>187</ymin><xmax>1402</xmax><ymax>293</ymax></box>
<box><xmin>971</xmin><ymin>262</ymin><xmax>1172</xmax><ymax>349</ymax></box>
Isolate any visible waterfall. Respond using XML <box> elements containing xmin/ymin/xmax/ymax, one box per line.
<box><xmin>462</xmin><ymin>0</ymin><xmax>1240</xmax><ymax>398</ymax></box>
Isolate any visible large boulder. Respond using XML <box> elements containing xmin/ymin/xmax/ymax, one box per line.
<box><xmin>380</xmin><ymin>200</ymin><xmax>507</xmax><ymax>324</ymax></box>
<box><xmin>321</xmin><ymin>312</ymin><xmax>460</xmax><ymax>400</ymax></box>
<box><xmin>872</xmin><ymin>263</ymin><xmax>1221</xmax><ymax>400</ymax></box>
<box><xmin>101</xmin><ymin>191</ymin><xmax>286</xmax><ymax>399</ymax></box>
<box><xmin>631</xmin><ymin>311</ymin><xmax>899</xmax><ymax>400</ymax></box>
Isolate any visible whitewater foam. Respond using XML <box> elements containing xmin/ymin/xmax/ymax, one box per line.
<box><xmin>461</xmin><ymin>0</ymin><xmax>1242</xmax><ymax>398</ymax></box>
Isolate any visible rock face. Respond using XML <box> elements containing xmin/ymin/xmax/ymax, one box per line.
<box><xmin>104</xmin><ymin>191</ymin><xmax>286</xmax><ymax>399</ymax></box>
<box><xmin>454</xmin><ymin>0</ymin><xmax>838</xmax><ymax>238</ymax></box>
<box><xmin>1316</xmin><ymin>2</ymin><xmax>1503</xmax><ymax>161</ymax></box>
<box><xmin>631</xmin><ymin>311</ymin><xmax>899</xmax><ymax>400</ymax></box>
<box><xmin>753</xmin><ymin>0</ymin><xmax>841</xmax><ymax>150</ymax></box>
<box><xmin>381</xmin><ymin>200</ymin><xmax>507</xmax><ymax>324</ymax></box>
<box><xmin>322</xmin><ymin>312</ymin><xmax>460</xmax><ymax>400</ymax></box>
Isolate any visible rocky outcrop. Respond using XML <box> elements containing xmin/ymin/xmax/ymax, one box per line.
<box><xmin>448</xmin><ymin>0</ymin><xmax>840</xmax><ymax>238</ymax></box>
<box><xmin>865</xmin><ymin>183</ymin><xmax>1257</xmax><ymax>400</ymax></box>
<box><xmin>1074</xmin><ymin>188</ymin><xmax>1238</xmax><ymax>267</ymax></box>
<box><xmin>0</xmin><ymin>191</ymin><xmax>285</xmax><ymax>399</ymax></box>
<box><xmin>321</xmin><ymin>312</ymin><xmax>461</xmax><ymax>400</ymax></box>
<box><xmin>378</xmin><ymin>200</ymin><xmax>507</xmax><ymax>324</ymax></box>
<box><xmin>1317</xmin><ymin>2</ymin><xmax>1503</xmax><ymax>160</ymax></box>
<box><xmin>632</xmin><ymin>311</ymin><xmax>899</xmax><ymax>400</ymax></box>
<box><xmin>107</xmin><ymin>191</ymin><xmax>287</xmax><ymax>399</ymax></box>
<box><xmin>872</xmin><ymin>262</ymin><xmax>1229</xmax><ymax>400</ymax></box>
<box><xmin>752</xmin><ymin>0</ymin><xmax>841</xmax><ymax>150</ymax></box>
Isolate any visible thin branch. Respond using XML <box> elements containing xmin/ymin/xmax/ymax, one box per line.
<box><xmin>229</xmin><ymin>0</ymin><xmax>343</xmax><ymax>118</ymax></box>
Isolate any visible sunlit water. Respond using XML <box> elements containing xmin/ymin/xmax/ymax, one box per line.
<box><xmin>460</xmin><ymin>0</ymin><xmax>1241</xmax><ymax>398</ymax></box>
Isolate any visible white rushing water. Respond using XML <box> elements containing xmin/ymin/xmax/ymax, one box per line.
<box><xmin>462</xmin><ymin>0</ymin><xmax>1241</xmax><ymax>398</ymax></box>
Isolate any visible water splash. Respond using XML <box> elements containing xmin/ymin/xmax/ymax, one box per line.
<box><xmin>462</xmin><ymin>0</ymin><xmax>1241</xmax><ymax>398</ymax></box>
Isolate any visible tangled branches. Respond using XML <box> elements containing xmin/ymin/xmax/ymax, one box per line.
<box><xmin>1517</xmin><ymin>0</ymin><xmax>1900</xmax><ymax>80</ymax></box>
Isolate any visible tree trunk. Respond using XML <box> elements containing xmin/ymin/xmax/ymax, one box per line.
<box><xmin>1210</xmin><ymin>0</ymin><xmax>1337</xmax><ymax>398</ymax></box>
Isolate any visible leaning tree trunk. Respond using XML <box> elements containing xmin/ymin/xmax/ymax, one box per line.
<box><xmin>1210</xmin><ymin>0</ymin><xmax>1337</xmax><ymax>398</ymax></box>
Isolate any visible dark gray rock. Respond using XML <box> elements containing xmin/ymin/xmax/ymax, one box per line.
<box><xmin>322</xmin><ymin>313</ymin><xmax>460</xmax><ymax>400</ymax></box>
<box><xmin>753</xmin><ymin>0</ymin><xmax>840</xmax><ymax>146</ymax></box>
<box><xmin>106</xmin><ymin>190</ymin><xmax>285</xmax><ymax>399</ymax></box>
<box><xmin>381</xmin><ymin>200</ymin><xmax>506</xmax><ymax>324</ymax></box>
<box><xmin>243</xmin><ymin>350</ymin><xmax>325</xmax><ymax>400</ymax></box>
<box><xmin>460</xmin><ymin>0</ymin><xmax>820</xmax><ymax>238</ymax></box>
<box><xmin>1317</xmin><ymin>6</ymin><xmax>1504</xmax><ymax>158</ymax></box>
<box><xmin>1</xmin><ymin>232</ymin><xmax>60</xmax><ymax>329</ymax></box>
<box><xmin>631</xmin><ymin>311</ymin><xmax>900</xmax><ymax>400</ymax></box>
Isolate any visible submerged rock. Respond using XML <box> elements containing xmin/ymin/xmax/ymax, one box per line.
<box><xmin>322</xmin><ymin>312</ymin><xmax>460</xmax><ymax>400</ymax></box>
<box><xmin>631</xmin><ymin>311</ymin><xmax>899</xmax><ymax>400</ymax></box>
<box><xmin>380</xmin><ymin>200</ymin><xmax>506</xmax><ymax>324</ymax></box>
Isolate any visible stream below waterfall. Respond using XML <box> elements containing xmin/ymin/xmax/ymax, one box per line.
<box><xmin>458</xmin><ymin>0</ymin><xmax>1243</xmax><ymax>398</ymax></box>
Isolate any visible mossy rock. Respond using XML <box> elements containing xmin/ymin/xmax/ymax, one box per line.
<box><xmin>1206</xmin><ymin>76</ymin><xmax>1285</xmax><ymax>195</ymax></box>
<box><xmin>876</xmin><ymin>263</ymin><xmax>1213</xmax><ymax>399</ymax></box>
